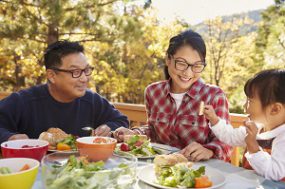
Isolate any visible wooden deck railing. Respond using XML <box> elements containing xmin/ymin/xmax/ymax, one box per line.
<box><xmin>0</xmin><ymin>92</ymin><xmax>247</xmax><ymax>166</ymax></box>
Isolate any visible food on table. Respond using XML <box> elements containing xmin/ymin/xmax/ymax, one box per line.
<box><xmin>21</xmin><ymin>145</ymin><xmax>39</xmax><ymax>148</ymax></box>
<box><xmin>199</xmin><ymin>101</ymin><xmax>205</xmax><ymax>115</ymax></box>
<box><xmin>153</xmin><ymin>154</ymin><xmax>212</xmax><ymax>188</ymax></box>
<box><xmin>153</xmin><ymin>153</ymin><xmax>188</xmax><ymax>177</ymax></box>
<box><xmin>93</xmin><ymin>137</ymin><xmax>108</xmax><ymax>144</ymax></box>
<box><xmin>45</xmin><ymin>155</ymin><xmax>133</xmax><ymax>189</ymax></box>
<box><xmin>39</xmin><ymin>128</ymin><xmax>76</xmax><ymax>151</ymax></box>
<box><xmin>0</xmin><ymin>164</ymin><xmax>31</xmax><ymax>174</ymax></box>
<box><xmin>116</xmin><ymin>135</ymin><xmax>159</xmax><ymax>157</ymax></box>
<box><xmin>0</xmin><ymin>167</ymin><xmax>12</xmax><ymax>174</ymax></box>
<box><xmin>194</xmin><ymin>175</ymin><xmax>213</xmax><ymax>188</ymax></box>
<box><xmin>123</xmin><ymin>134</ymin><xmax>148</xmax><ymax>143</ymax></box>
<box><xmin>19</xmin><ymin>164</ymin><xmax>30</xmax><ymax>171</ymax></box>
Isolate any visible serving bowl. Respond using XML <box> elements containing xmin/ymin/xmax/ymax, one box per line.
<box><xmin>0</xmin><ymin>158</ymin><xmax>39</xmax><ymax>189</ymax></box>
<box><xmin>1</xmin><ymin>139</ymin><xmax>49</xmax><ymax>161</ymax></box>
<box><xmin>76</xmin><ymin>136</ymin><xmax>117</xmax><ymax>161</ymax></box>
<box><xmin>41</xmin><ymin>151</ymin><xmax>137</xmax><ymax>189</ymax></box>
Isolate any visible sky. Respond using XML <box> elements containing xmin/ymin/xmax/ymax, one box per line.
<box><xmin>151</xmin><ymin>0</ymin><xmax>275</xmax><ymax>24</ymax></box>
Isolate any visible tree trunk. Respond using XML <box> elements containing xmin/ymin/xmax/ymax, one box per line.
<box><xmin>47</xmin><ymin>24</ymin><xmax>59</xmax><ymax>45</ymax></box>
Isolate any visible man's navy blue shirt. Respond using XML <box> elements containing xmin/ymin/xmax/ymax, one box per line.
<box><xmin>0</xmin><ymin>84</ymin><xmax>129</xmax><ymax>143</ymax></box>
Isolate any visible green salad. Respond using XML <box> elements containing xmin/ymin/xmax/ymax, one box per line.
<box><xmin>115</xmin><ymin>135</ymin><xmax>159</xmax><ymax>157</ymax></box>
<box><xmin>0</xmin><ymin>167</ymin><xmax>12</xmax><ymax>174</ymax></box>
<box><xmin>44</xmin><ymin>155</ymin><xmax>135</xmax><ymax>189</ymax></box>
<box><xmin>157</xmin><ymin>163</ymin><xmax>206</xmax><ymax>188</ymax></box>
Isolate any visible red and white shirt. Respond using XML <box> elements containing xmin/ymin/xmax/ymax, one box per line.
<box><xmin>136</xmin><ymin>78</ymin><xmax>232</xmax><ymax>161</ymax></box>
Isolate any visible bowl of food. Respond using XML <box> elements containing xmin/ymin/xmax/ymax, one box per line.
<box><xmin>0</xmin><ymin>158</ymin><xmax>39</xmax><ymax>189</ymax></box>
<box><xmin>76</xmin><ymin>136</ymin><xmax>117</xmax><ymax>161</ymax></box>
<box><xmin>1</xmin><ymin>139</ymin><xmax>49</xmax><ymax>161</ymax></box>
<box><xmin>41</xmin><ymin>151</ymin><xmax>137</xmax><ymax>189</ymax></box>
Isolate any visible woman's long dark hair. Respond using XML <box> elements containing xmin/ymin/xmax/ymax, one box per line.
<box><xmin>164</xmin><ymin>30</ymin><xmax>206</xmax><ymax>79</ymax></box>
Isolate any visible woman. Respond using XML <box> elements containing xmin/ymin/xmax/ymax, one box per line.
<box><xmin>115</xmin><ymin>29</ymin><xmax>231</xmax><ymax>162</ymax></box>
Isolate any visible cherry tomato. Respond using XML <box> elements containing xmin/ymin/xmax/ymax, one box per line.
<box><xmin>134</xmin><ymin>141</ymin><xmax>143</xmax><ymax>147</ymax></box>
<box><xmin>120</xmin><ymin>143</ymin><xmax>130</xmax><ymax>151</ymax></box>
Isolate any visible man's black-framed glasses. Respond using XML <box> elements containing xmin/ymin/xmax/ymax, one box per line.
<box><xmin>50</xmin><ymin>66</ymin><xmax>94</xmax><ymax>78</ymax></box>
<box><xmin>174</xmin><ymin>58</ymin><xmax>206</xmax><ymax>73</ymax></box>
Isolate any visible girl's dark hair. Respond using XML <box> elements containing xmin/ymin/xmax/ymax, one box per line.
<box><xmin>164</xmin><ymin>29</ymin><xmax>206</xmax><ymax>79</ymax></box>
<box><xmin>44</xmin><ymin>40</ymin><xmax>84</xmax><ymax>69</ymax></box>
<box><xmin>244</xmin><ymin>69</ymin><xmax>285</xmax><ymax>109</ymax></box>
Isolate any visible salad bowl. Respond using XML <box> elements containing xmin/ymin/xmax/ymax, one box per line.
<box><xmin>41</xmin><ymin>151</ymin><xmax>137</xmax><ymax>189</ymax></box>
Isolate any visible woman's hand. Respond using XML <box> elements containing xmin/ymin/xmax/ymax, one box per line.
<box><xmin>113</xmin><ymin>127</ymin><xmax>138</xmax><ymax>142</ymax></box>
<box><xmin>180</xmin><ymin>141</ymin><xmax>214</xmax><ymax>162</ymax></box>
<box><xmin>92</xmin><ymin>124</ymin><xmax>111</xmax><ymax>137</ymax></box>
<box><xmin>244</xmin><ymin>121</ymin><xmax>260</xmax><ymax>153</ymax></box>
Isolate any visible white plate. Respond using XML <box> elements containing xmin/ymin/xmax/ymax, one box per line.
<box><xmin>151</xmin><ymin>143</ymin><xmax>180</xmax><ymax>153</ymax></box>
<box><xmin>138</xmin><ymin>164</ymin><xmax>226</xmax><ymax>189</ymax></box>
<box><xmin>115</xmin><ymin>143</ymin><xmax>179</xmax><ymax>159</ymax></box>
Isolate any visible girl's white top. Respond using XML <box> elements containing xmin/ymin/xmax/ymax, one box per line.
<box><xmin>210</xmin><ymin>119</ymin><xmax>285</xmax><ymax>181</ymax></box>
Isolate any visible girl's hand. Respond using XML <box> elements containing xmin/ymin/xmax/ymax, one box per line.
<box><xmin>113</xmin><ymin>127</ymin><xmax>137</xmax><ymax>142</ymax></box>
<box><xmin>180</xmin><ymin>141</ymin><xmax>214</xmax><ymax>162</ymax></box>
<box><xmin>244</xmin><ymin>121</ymin><xmax>260</xmax><ymax>153</ymax></box>
<box><xmin>204</xmin><ymin>105</ymin><xmax>219</xmax><ymax>125</ymax></box>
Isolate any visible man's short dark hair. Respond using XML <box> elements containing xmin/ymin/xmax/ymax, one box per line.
<box><xmin>44</xmin><ymin>41</ymin><xmax>84</xmax><ymax>69</ymax></box>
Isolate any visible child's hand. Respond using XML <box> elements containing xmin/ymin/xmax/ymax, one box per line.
<box><xmin>244</xmin><ymin>120</ymin><xmax>260</xmax><ymax>153</ymax></box>
<box><xmin>204</xmin><ymin>105</ymin><xmax>219</xmax><ymax>125</ymax></box>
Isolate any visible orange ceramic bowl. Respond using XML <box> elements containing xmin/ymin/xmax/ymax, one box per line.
<box><xmin>76</xmin><ymin>136</ymin><xmax>117</xmax><ymax>161</ymax></box>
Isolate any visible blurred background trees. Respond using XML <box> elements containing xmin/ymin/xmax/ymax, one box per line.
<box><xmin>0</xmin><ymin>0</ymin><xmax>284</xmax><ymax>113</ymax></box>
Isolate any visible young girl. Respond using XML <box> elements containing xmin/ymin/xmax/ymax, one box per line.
<box><xmin>204</xmin><ymin>69</ymin><xmax>285</xmax><ymax>181</ymax></box>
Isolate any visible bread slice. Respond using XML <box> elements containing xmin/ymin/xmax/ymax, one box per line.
<box><xmin>153</xmin><ymin>154</ymin><xmax>189</xmax><ymax>177</ymax></box>
<box><xmin>39</xmin><ymin>127</ymin><xmax>68</xmax><ymax>147</ymax></box>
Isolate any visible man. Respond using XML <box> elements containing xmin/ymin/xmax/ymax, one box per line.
<box><xmin>0</xmin><ymin>41</ymin><xmax>129</xmax><ymax>143</ymax></box>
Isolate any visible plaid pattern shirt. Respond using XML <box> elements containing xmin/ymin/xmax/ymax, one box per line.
<box><xmin>136</xmin><ymin>79</ymin><xmax>232</xmax><ymax>161</ymax></box>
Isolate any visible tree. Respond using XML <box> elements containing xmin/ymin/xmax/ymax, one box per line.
<box><xmin>201</xmin><ymin>16</ymin><xmax>255</xmax><ymax>87</ymax></box>
<box><xmin>0</xmin><ymin>0</ymin><xmax>140</xmax><ymax>91</ymax></box>
<box><xmin>254</xmin><ymin>0</ymin><xmax>285</xmax><ymax>69</ymax></box>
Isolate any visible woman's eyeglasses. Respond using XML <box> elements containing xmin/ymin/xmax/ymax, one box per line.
<box><xmin>173</xmin><ymin>58</ymin><xmax>206</xmax><ymax>73</ymax></box>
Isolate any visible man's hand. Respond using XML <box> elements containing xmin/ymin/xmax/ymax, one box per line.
<box><xmin>8</xmin><ymin>134</ymin><xmax>29</xmax><ymax>141</ymax></box>
<box><xmin>204</xmin><ymin>105</ymin><xmax>219</xmax><ymax>125</ymax></box>
<box><xmin>92</xmin><ymin>124</ymin><xmax>111</xmax><ymax>137</ymax></box>
<box><xmin>244</xmin><ymin>121</ymin><xmax>260</xmax><ymax>153</ymax></box>
<box><xmin>113</xmin><ymin>127</ymin><xmax>138</xmax><ymax>142</ymax></box>
<box><xmin>180</xmin><ymin>141</ymin><xmax>214</xmax><ymax>162</ymax></box>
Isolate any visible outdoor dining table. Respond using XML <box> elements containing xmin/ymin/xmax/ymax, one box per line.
<box><xmin>32</xmin><ymin>157</ymin><xmax>285</xmax><ymax>189</ymax></box>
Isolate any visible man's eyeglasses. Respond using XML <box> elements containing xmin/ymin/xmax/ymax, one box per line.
<box><xmin>173</xmin><ymin>58</ymin><xmax>206</xmax><ymax>73</ymax></box>
<box><xmin>50</xmin><ymin>66</ymin><xmax>94</xmax><ymax>78</ymax></box>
